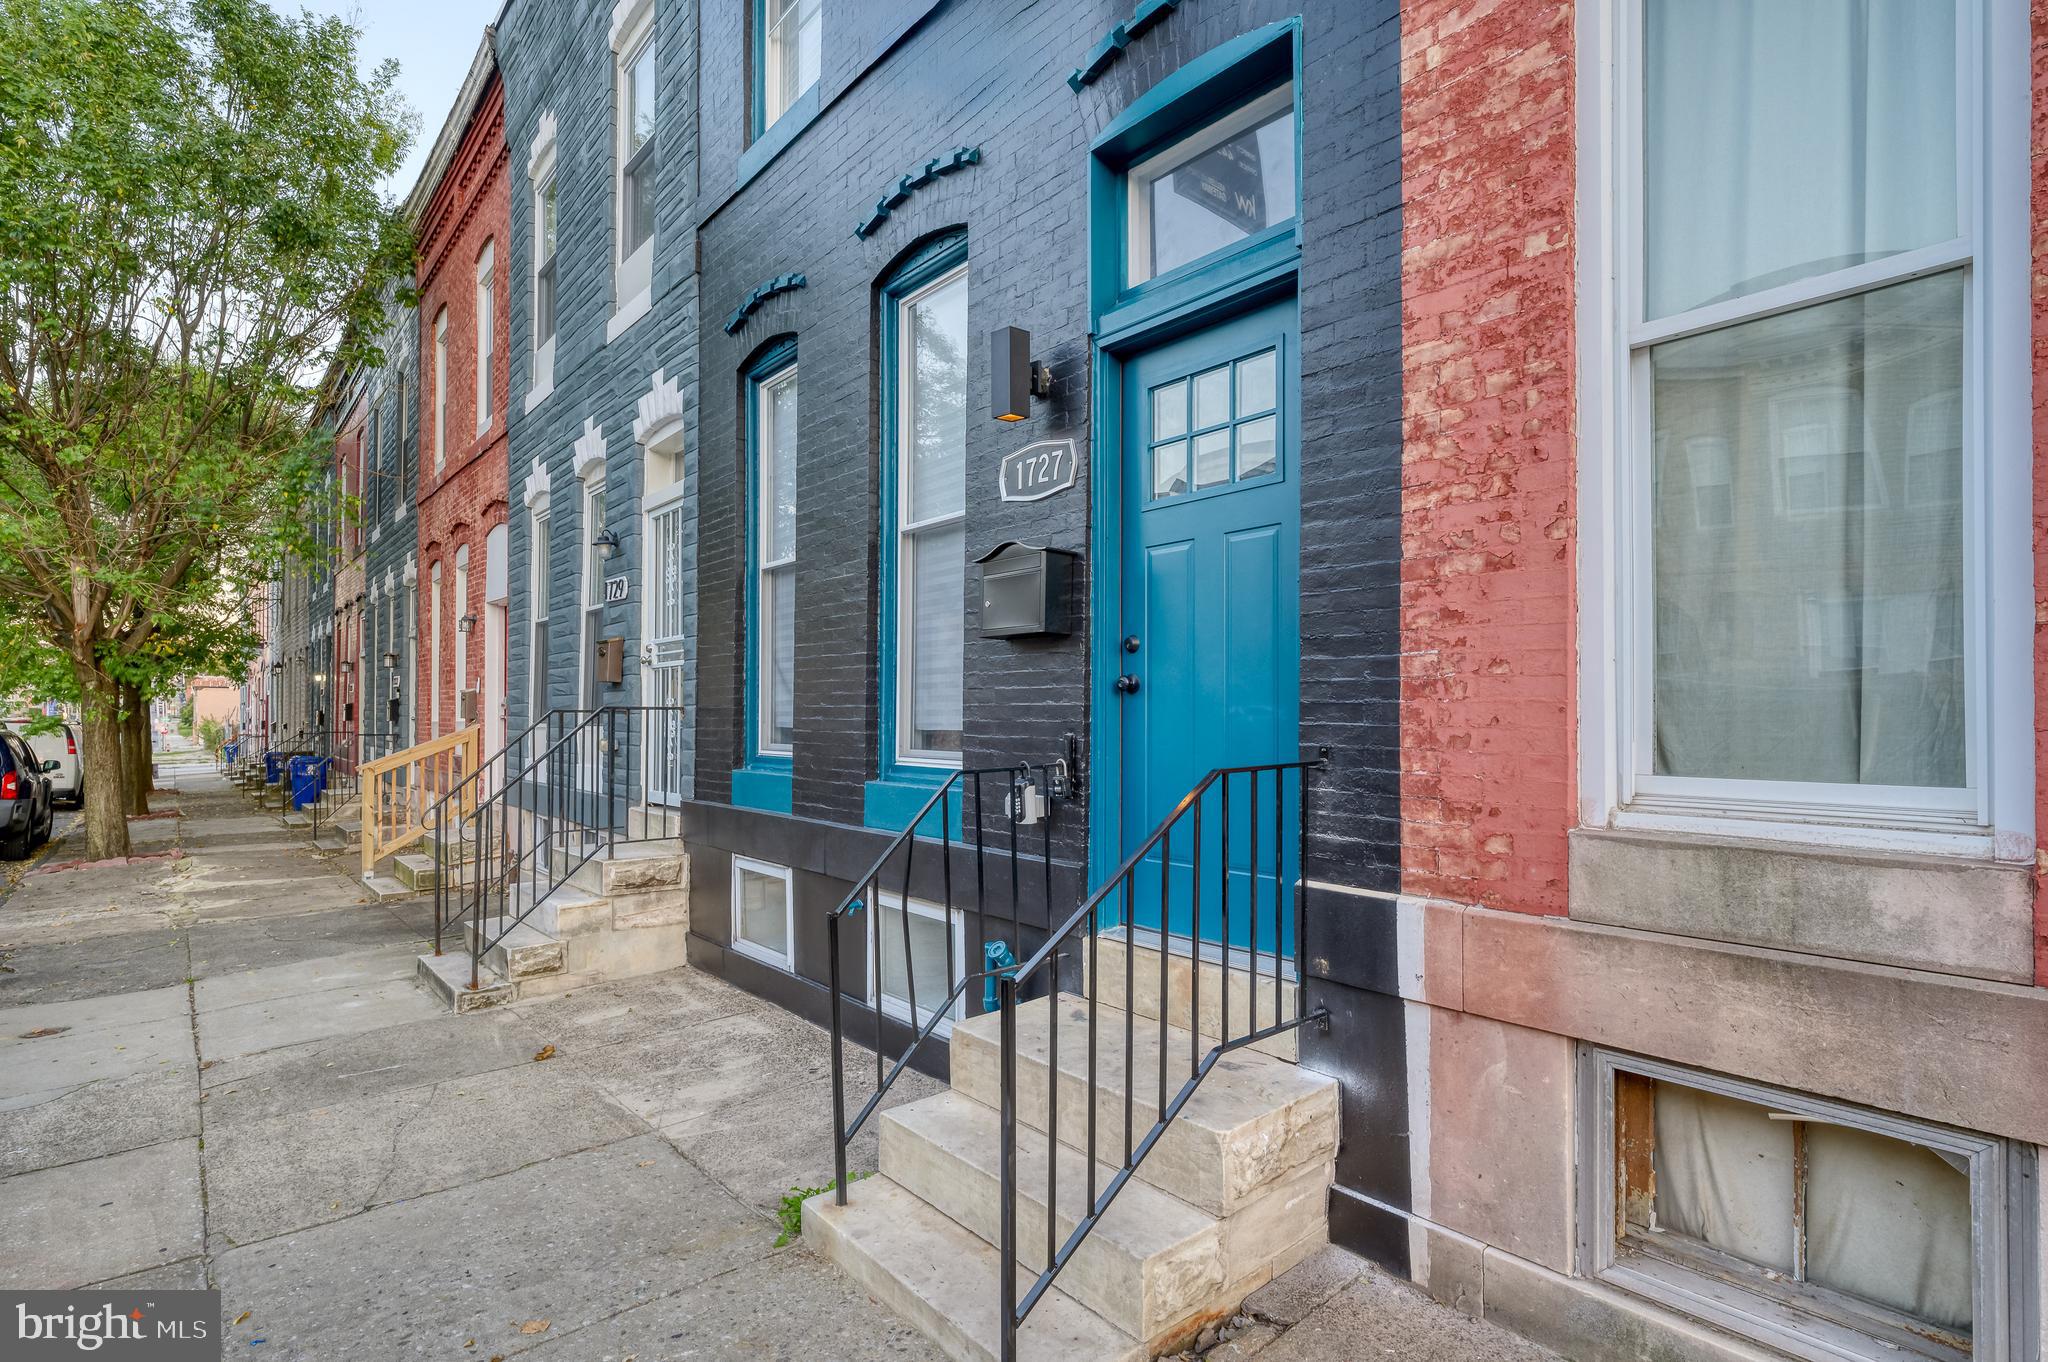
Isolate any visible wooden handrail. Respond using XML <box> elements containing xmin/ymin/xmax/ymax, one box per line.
<box><xmin>360</xmin><ymin>726</ymin><xmax>481</xmax><ymax>876</ymax></box>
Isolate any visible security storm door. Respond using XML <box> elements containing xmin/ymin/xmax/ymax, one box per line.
<box><xmin>645</xmin><ymin>490</ymin><xmax>688</xmax><ymax>805</ymax></box>
<box><xmin>1118</xmin><ymin>297</ymin><xmax>1299</xmax><ymax>952</ymax></box>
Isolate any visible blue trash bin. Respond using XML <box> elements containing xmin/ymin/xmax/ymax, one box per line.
<box><xmin>222</xmin><ymin>740</ymin><xmax>239</xmax><ymax>763</ymax></box>
<box><xmin>289</xmin><ymin>755</ymin><xmax>332</xmax><ymax>809</ymax></box>
<box><xmin>264</xmin><ymin>750</ymin><xmax>287</xmax><ymax>784</ymax></box>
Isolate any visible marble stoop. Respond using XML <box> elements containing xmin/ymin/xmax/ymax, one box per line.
<box><xmin>391</xmin><ymin>852</ymin><xmax>439</xmax><ymax>892</ymax></box>
<box><xmin>804</xmin><ymin>994</ymin><xmax>1337</xmax><ymax>1362</ymax></box>
<box><xmin>413</xmin><ymin>948</ymin><xmax>514</xmax><ymax>1012</ymax></box>
<box><xmin>1091</xmin><ymin>936</ymin><xmax>1301</xmax><ymax>1063</ymax></box>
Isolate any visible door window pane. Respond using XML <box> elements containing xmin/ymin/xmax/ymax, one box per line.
<box><xmin>1132</xmin><ymin>88</ymin><xmax>1296</xmax><ymax>283</ymax></box>
<box><xmin>1151</xmin><ymin>440</ymin><xmax>1187</xmax><ymax>499</ymax></box>
<box><xmin>1649</xmin><ymin>270</ymin><xmax>1964</xmax><ymax>788</ymax></box>
<box><xmin>1643</xmin><ymin>0</ymin><xmax>1958</xmax><ymax>319</ymax></box>
<box><xmin>1236</xmin><ymin>416</ymin><xmax>1276</xmax><ymax>480</ymax></box>
<box><xmin>1192</xmin><ymin>365</ymin><xmax>1230</xmax><ymax>430</ymax></box>
<box><xmin>736</xmin><ymin>865</ymin><xmax>789</xmax><ymax>960</ymax></box>
<box><xmin>1192</xmin><ymin>429</ymin><xmax>1230</xmax><ymax>489</ymax></box>
<box><xmin>1236</xmin><ymin>349</ymin><xmax>1276</xmax><ymax>415</ymax></box>
<box><xmin>1152</xmin><ymin>379</ymin><xmax>1188</xmax><ymax>440</ymax></box>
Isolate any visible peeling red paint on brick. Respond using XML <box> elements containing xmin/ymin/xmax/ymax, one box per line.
<box><xmin>414</xmin><ymin>74</ymin><xmax>509</xmax><ymax>744</ymax></box>
<box><xmin>1399</xmin><ymin>0</ymin><xmax>1575</xmax><ymax>916</ymax></box>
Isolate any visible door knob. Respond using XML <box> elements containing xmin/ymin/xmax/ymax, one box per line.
<box><xmin>1114</xmin><ymin>674</ymin><xmax>1141</xmax><ymax>695</ymax></box>
<box><xmin>1122</xmin><ymin>635</ymin><xmax>1141</xmax><ymax>654</ymax></box>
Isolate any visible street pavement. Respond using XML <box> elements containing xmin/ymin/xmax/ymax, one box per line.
<box><xmin>0</xmin><ymin>740</ymin><xmax>1558</xmax><ymax>1362</ymax></box>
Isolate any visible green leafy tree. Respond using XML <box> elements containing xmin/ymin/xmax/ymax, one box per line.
<box><xmin>0</xmin><ymin>0</ymin><xmax>413</xmax><ymax>858</ymax></box>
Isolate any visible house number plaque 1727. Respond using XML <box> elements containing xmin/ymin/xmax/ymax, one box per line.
<box><xmin>998</xmin><ymin>439</ymin><xmax>1077</xmax><ymax>503</ymax></box>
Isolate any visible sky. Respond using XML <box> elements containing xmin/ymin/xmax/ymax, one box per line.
<box><xmin>296</xmin><ymin>0</ymin><xmax>504</xmax><ymax>199</ymax></box>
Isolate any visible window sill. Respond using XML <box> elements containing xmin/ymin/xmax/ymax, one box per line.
<box><xmin>606</xmin><ymin>289</ymin><xmax>652</xmax><ymax>344</ymax></box>
<box><xmin>523</xmin><ymin>376</ymin><xmax>554</xmax><ymax>414</ymax></box>
<box><xmin>731</xmin><ymin>763</ymin><xmax>792</xmax><ymax>815</ymax></box>
<box><xmin>863</xmin><ymin>770</ymin><xmax>960</xmax><ymax>834</ymax></box>
<box><xmin>737</xmin><ymin>83</ymin><xmax>822</xmax><ymax>190</ymax></box>
<box><xmin>1568</xmin><ymin>824</ymin><xmax>2034</xmax><ymax>984</ymax></box>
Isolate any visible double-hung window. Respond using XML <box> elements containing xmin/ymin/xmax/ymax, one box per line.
<box><xmin>612</xmin><ymin>2</ymin><xmax>656</xmax><ymax>322</ymax></box>
<box><xmin>752</xmin><ymin>358</ymin><xmax>798</xmax><ymax>759</ymax></box>
<box><xmin>1605</xmin><ymin>0</ymin><xmax>2022</xmax><ymax>844</ymax></box>
<box><xmin>529</xmin><ymin>510</ymin><xmax>551</xmax><ymax>725</ymax></box>
<box><xmin>475</xmin><ymin>241</ymin><xmax>494</xmax><ymax>432</ymax></box>
<box><xmin>887</xmin><ymin>257</ymin><xmax>967</xmax><ymax>767</ymax></box>
<box><xmin>757</xmin><ymin>0</ymin><xmax>820</xmax><ymax>132</ymax></box>
<box><xmin>532</xmin><ymin>173</ymin><xmax>557</xmax><ymax>392</ymax></box>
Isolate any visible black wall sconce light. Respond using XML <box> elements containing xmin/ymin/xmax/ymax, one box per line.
<box><xmin>592</xmin><ymin>528</ymin><xmax>621</xmax><ymax>561</ymax></box>
<box><xmin>457</xmin><ymin>613</ymin><xmax>479</xmax><ymax>634</ymax></box>
<box><xmin>991</xmin><ymin>327</ymin><xmax>1053</xmax><ymax>422</ymax></box>
<box><xmin>339</xmin><ymin>660</ymin><xmax>353</xmax><ymax>677</ymax></box>
<box><xmin>381</xmin><ymin>651</ymin><xmax>401</xmax><ymax>669</ymax></box>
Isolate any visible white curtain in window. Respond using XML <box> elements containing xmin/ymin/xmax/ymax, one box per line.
<box><xmin>1650</xmin><ymin>272</ymin><xmax>1965</xmax><ymax>787</ymax></box>
<box><xmin>1643</xmin><ymin>0</ymin><xmax>1956</xmax><ymax>319</ymax></box>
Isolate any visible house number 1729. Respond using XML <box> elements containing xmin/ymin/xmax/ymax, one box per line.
<box><xmin>998</xmin><ymin>439</ymin><xmax>1077</xmax><ymax>503</ymax></box>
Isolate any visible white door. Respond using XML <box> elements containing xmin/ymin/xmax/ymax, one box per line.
<box><xmin>645</xmin><ymin>491</ymin><xmax>688</xmax><ymax>805</ymax></box>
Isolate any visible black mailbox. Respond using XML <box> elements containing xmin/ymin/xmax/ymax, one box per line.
<box><xmin>975</xmin><ymin>541</ymin><xmax>1076</xmax><ymax>638</ymax></box>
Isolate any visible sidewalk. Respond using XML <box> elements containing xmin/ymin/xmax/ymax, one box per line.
<box><xmin>0</xmin><ymin>750</ymin><xmax>1558</xmax><ymax>1362</ymax></box>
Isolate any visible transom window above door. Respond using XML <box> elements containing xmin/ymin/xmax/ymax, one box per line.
<box><xmin>1147</xmin><ymin>347</ymin><xmax>1278</xmax><ymax>500</ymax></box>
<box><xmin>1127</xmin><ymin>83</ymin><xmax>1296</xmax><ymax>286</ymax></box>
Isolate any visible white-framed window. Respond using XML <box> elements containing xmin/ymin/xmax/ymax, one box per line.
<box><xmin>1581</xmin><ymin>0</ymin><xmax>2030</xmax><ymax>855</ymax></box>
<box><xmin>759</xmin><ymin>0</ymin><xmax>820</xmax><ymax>132</ymax></box>
<box><xmin>532</xmin><ymin>172</ymin><xmax>557</xmax><ymax>392</ymax></box>
<box><xmin>865</xmin><ymin>892</ymin><xmax>966</xmax><ymax>1036</ymax></box>
<box><xmin>1581</xmin><ymin>1049</ymin><xmax>2033</xmax><ymax>1362</ymax></box>
<box><xmin>475</xmin><ymin>240</ymin><xmax>494</xmax><ymax>433</ymax></box>
<box><xmin>432</xmin><ymin>308</ymin><xmax>448</xmax><ymax>470</ymax></box>
<box><xmin>428</xmin><ymin>560</ymin><xmax>443</xmax><ymax>739</ymax></box>
<box><xmin>580</xmin><ymin>478</ymin><xmax>607</xmax><ymax>711</ymax></box>
<box><xmin>754</xmin><ymin>362</ymin><xmax>797</xmax><ymax>755</ymax></box>
<box><xmin>1126</xmin><ymin>82</ymin><xmax>1297</xmax><ymax>287</ymax></box>
<box><xmin>529</xmin><ymin>508</ymin><xmax>551</xmax><ymax>725</ymax></box>
<box><xmin>891</xmin><ymin>263</ymin><xmax>967</xmax><ymax>764</ymax></box>
<box><xmin>729</xmin><ymin>856</ymin><xmax>794</xmax><ymax>969</ymax></box>
<box><xmin>453</xmin><ymin>544</ymin><xmax>470</xmax><ymax>711</ymax></box>
<box><xmin>610</xmin><ymin>0</ymin><xmax>656</xmax><ymax>325</ymax></box>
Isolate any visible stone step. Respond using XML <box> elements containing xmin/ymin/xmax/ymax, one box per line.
<box><xmin>883</xmin><ymin>1091</ymin><xmax>1228</xmax><ymax>1347</ymax></box>
<box><xmin>949</xmin><ymin>995</ymin><xmax>1336</xmax><ymax>1218</ymax></box>
<box><xmin>360</xmin><ymin>873</ymin><xmax>418</xmax><ymax>901</ymax></box>
<box><xmin>569</xmin><ymin>842</ymin><xmax>686</xmax><ymax>898</ymax></box>
<box><xmin>1090</xmin><ymin>936</ymin><xmax>1299</xmax><ymax>1062</ymax></box>
<box><xmin>413</xmin><ymin>950</ymin><xmax>511</xmax><ymax>1012</ymax></box>
<box><xmin>464</xmin><ymin>918</ymin><xmax>567</xmax><ymax>980</ymax></box>
<box><xmin>281</xmin><ymin>811</ymin><xmax>311</xmax><ymax>829</ymax></box>
<box><xmin>392</xmin><ymin>852</ymin><xmax>439</xmax><ymax>892</ymax></box>
<box><xmin>802</xmin><ymin>1174</ymin><xmax>1142</xmax><ymax>1362</ymax></box>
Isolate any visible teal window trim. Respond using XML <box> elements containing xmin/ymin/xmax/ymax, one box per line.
<box><xmin>1083</xmin><ymin>18</ymin><xmax>1303</xmax><ymax>893</ymax></box>
<box><xmin>865</xmin><ymin>231</ymin><xmax>969</xmax><ymax>832</ymax></box>
<box><xmin>745</xmin><ymin>0</ymin><xmax>822</xmax><ymax>188</ymax></box>
<box><xmin>733</xmin><ymin>337</ymin><xmax>798</xmax><ymax>814</ymax></box>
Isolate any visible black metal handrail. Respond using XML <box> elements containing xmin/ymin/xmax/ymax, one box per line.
<box><xmin>827</xmin><ymin>763</ymin><xmax>1065</xmax><ymax>1205</ymax></box>
<box><xmin>994</xmin><ymin>754</ymin><xmax>1328</xmax><ymax>1362</ymax></box>
<box><xmin>423</xmin><ymin>708</ymin><xmax>594</xmax><ymax>967</ymax></box>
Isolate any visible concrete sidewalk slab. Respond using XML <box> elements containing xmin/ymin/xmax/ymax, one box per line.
<box><xmin>195</xmin><ymin>975</ymin><xmax>443</xmax><ymax>1060</ymax></box>
<box><xmin>0</xmin><ymin>1139</ymin><xmax>203</xmax><ymax>1288</ymax></box>
<box><xmin>514</xmin><ymin>1241</ymin><xmax>947</xmax><ymax>1362</ymax></box>
<box><xmin>507</xmin><ymin>969</ymin><xmax>763</xmax><ymax>1052</ymax></box>
<box><xmin>190</xmin><ymin>938</ymin><xmax>420</xmax><ymax>1007</ymax></box>
<box><xmin>212</xmin><ymin>1135</ymin><xmax>770</xmax><ymax>1360</ymax></box>
<box><xmin>0</xmin><ymin>1067</ymin><xmax>199</xmax><ymax>1177</ymax></box>
<box><xmin>0</xmin><ymin>980</ymin><xmax>190</xmax><ymax>1037</ymax></box>
<box><xmin>201</xmin><ymin>1009</ymin><xmax>550</xmax><ymax>1125</ymax></box>
<box><xmin>0</xmin><ymin>931</ymin><xmax>191</xmax><ymax>1007</ymax></box>
<box><xmin>203</xmin><ymin>1060</ymin><xmax>647</xmax><ymax>1245</ymax></box>
<box><xmin>0</xmin><ymin>1009</ymin><xmax>197</xmax><ymax>1100</ymax></box>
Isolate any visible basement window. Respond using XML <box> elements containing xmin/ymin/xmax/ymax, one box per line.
<box><xmin>1583</xmin><ymin>1051</ymin><xmax>2035</xmax><ymax>1362</ymax></box>
<box><xmin>730</xmin><ymin>857</ymin><xmax>794</xmax><ymax>971</ymax></box>
<box><xmin>865</xmin><ymin>893</ymin><xmax>965</xmax><ymax>1036</ymax></box>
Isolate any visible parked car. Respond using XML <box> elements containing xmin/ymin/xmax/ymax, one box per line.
<box><xmin>0</xmin><ymin>729</ymin><xmax>56</xmax><ymax>859</ymax></box>
<box><xmin>5</xmin><ymin>717</ymin><xmax>81</xmax><ymax>807</ymax></box>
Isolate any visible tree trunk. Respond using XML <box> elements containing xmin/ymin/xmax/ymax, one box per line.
<box><xmin>72</xmin><ymin>658</ymin><xmax>132</xmax><ymax>861</ymax></box>
<box><xmin>119</xmin><ymin>682</ymin><xmax>151</xmax><ymax>816</ymax></box>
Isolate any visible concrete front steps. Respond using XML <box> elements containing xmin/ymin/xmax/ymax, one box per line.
<box><xmin>411</xmin><ymin>841</ymin><xmax>690</xmax><ymax>1011</ymax></box>
<box><xmin>804</xmin><ymin>945</ymin><xmax>1336</xmax><ymax>1362</ymax></box>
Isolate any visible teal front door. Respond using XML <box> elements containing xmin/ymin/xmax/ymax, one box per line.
<box><xmin>1117</xmin><ymin>296</ymin><xmax>1299</xmax><ymax>952</ymax></box>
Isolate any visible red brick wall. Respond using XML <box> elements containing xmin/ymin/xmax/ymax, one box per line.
<box><xmin>1398</xmin><ymin>0</ymin><xmax>1576</xmax><ymax>916</ymax></box>
<box><xmin>414</xmin><ymin>73</ymin><xmax>510</xmax><ymax>744</ymax></box>
<box><xmin>2032</xmin><ymin>0</ymin><xmax>2048</xmax><ymax>983</ymax></box>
